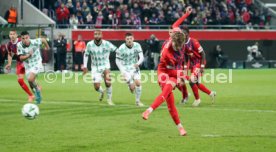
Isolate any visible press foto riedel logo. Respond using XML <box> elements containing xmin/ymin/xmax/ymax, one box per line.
<box><xmin>44</xmin><ymin>69</ymin><xmax>233</xmax><ymax>84</ymax></box>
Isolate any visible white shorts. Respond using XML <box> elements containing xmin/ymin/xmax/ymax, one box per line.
<box><xmin>26</xmin><ymin>63</ymin><xmax>43</xmax><ymax>77</ymax></box>
<box><xmin>91</xmin><ymin>69</ymin><xmax>109</xmax><ymax>83</ymax></box>
<box><xmin>122</xmin><ymin>69</ymin><xmax>141</xmax><ymax>84</ymax></box>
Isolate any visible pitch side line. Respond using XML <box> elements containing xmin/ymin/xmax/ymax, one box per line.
<box><xmin>0</xmin><ymin>98</ymin><xmax>275</xmax><ymax>113</ymax></box>
<box><xmin>201</xmin><ymin>134</ymin><xmax>221</xmax><ymax>137</ymax></box>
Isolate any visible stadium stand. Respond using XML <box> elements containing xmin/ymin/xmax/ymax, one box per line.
<box><xmin>31</xmin><ymin>0</ymin><xmax>272</xmax><ymax>29</ymax></box>
<box><xmin>1</xmin><ymin>0</ymin><xmax>276</xmax><ymax>71</ymax></box>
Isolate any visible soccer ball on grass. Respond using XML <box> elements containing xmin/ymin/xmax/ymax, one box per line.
<box><xmin>22</xmin><ymin>103</ymin><xmax>39</xmax><ymax>120</ymax></box>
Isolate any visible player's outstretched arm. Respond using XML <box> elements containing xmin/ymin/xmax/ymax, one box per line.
<box><xmin>183</xmin><ymin>53</ymin><xmax>189</xmax><ymax>68</ymax></box>
<box><xmin>183</xmin><ymin>53</ymin><xmax>189</xmax><ymax>75</ymax></box>
<box><xmin>5</xmin><ymin>48</ymin><xmax>13</xmax><ymax>70</ymax></box>
<box><xmin>19</xmin><ymin>50</ymin><xmax>33</xmax><ymax>61</ymax></box>
<box><xmin>134</xmin><ymin>52</ymin><xmax>144</xmax><ymax>68</ymax></box>
<box><xmin>172</xmin><ymin>6</ymin><xmax>192</xmax><ymax>29</ymax></box>
<box><xmin>115</xmin><ymin>58</ymin><xmax>125</xmax><ymax>72</ymax></box>
<box><xmin>83</xmin><ymin>42</ymin><xmax>91</xmax><ymax>75</ymax></box>
<box><xmin>83</xmin><ymin>53</ymin><xmax>88</xmax><ymax>75</ymax></box>
<box><xmin>200</xmin><ymin>51</ymin><xmax>206</xmax><ymax>65</ymax></box>
<box><xmin>200</xmin><ymin>51</ymin><xmax>206</xmax><ymax>72</ymax></box>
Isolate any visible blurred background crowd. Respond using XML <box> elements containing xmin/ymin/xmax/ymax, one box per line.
<box><xmin>30</xmin><ymin>0</ymin><xmax>271</xmax><ymax>29</ymax></box>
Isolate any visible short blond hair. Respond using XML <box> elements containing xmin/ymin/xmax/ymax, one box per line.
<box><xmin>172</xmin><ymin>32</ymin><xmax>186</xmax><ymax>48</ymax></box>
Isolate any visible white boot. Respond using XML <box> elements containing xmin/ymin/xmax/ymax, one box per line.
<box><xmin>209</xmin><ymin>91</ymin><xmax>216</xmax><ymax>103</ymax></box>
<box><xmin>192</xmin><ymin>99</ymin><xmax>201</xmax><ymax>107</ymax></box>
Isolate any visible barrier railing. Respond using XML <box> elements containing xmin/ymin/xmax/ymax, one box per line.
<box><xmin>55</xmin><ymin>24</ymin><xmax>276</xmax><ymax>30</ymax></box>
<box><xmin>1</xmin><ymin>23</ymin><xmax>274</xmax><ymax>30</ymax></box>
<box><xmin>231</xmin><ymin>60</ymin><xmax>276</xmax><ymax>69</ymax></box>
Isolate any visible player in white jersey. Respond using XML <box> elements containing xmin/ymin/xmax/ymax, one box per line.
<box><xmin>83</xmin><ymin>30</ymin><xmax>117</xmax><ymax>105</ymax></box>
<box><xmin>116</xmin><ymin>33</ymin><xmax>144</xmax><ymax>107</ymax></box>
<box><xmin>17</xmin><ymin>31</ymin><xmax>50</xmax><ymax>104</ymax></box>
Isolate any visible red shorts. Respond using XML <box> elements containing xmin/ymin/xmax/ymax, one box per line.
<box><xmin>157</xmin><ymin>70</ymin><xmax>178</xmax><ymax>89</ymax></box>
<box><xmin>190</xmin><ymin>63</ymin><xmax>200</xmax><ymax>76</ymax></box>
<box><xmin>189</xmin><ymin>59</ymin><xmax>206</xmax><ymax>77</ymax></box>
<box><xmin>16</xmin><ymin>62</ymin><xmax>25</xmax><ymax>75</ymax></box>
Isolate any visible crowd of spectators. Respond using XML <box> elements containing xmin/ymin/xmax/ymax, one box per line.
<box><xmin>36</xmin><ymin>0</ymin><xmax>271</xmax><ymax>29</ymax></box>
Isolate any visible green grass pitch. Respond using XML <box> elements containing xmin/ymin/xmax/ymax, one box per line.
<box><xmin>0</xmin><ymin>69</ymin><xmax>276</xmax><ymax>152</ymax></box>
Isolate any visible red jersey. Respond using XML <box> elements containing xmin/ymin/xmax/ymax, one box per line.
<box><xmin>0</xmin><ymin>44</ymin><xmax>7</xmax><ymax>59</ymax></box>
<box><xmin>184</xmin><ymin>37</ymin><xmax>205</xmax><ymax>66</ymax></box>
<box><xmin>158</xmin><ymin>40</ymin><xmax>189</xmax><ymax>83</ymax></box>
<box><xmin>158</xmin><ymin>39</ymin><xmax>185</xmax><ymax>71</ymax></box>
<box><xmin>7</xmin><ymin>38</ymin><xmax>21</xmax><ymax>62</ymax></box>
<box><xmin>161</xmin><ymin>39</ymin><xmax>169</xmax><ymax>49</ymax></box>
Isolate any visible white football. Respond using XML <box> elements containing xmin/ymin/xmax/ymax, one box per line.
<box><xmin>22</xmin><ymin>103</ymin><xmax>39</xmax><ymax>120</ymax></box>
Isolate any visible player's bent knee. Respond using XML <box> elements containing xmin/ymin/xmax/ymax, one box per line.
<box><xmin>129</xmin><ymin>85</ymin><xmax>135</xmax><ymax>93</ymax></box>
<box><xmin>105</xmin><ymin>82</ymin><xmax>111</xmax><ymax>88</ymax></box>
<box><xmin>94</xmin><ymin>87</ymin><xmax>100</xmax><ymax>91</ymax></box>
<box><xmin>17</xmin><ymin>74</ymin><xmax>24</xmax><ymax>79</ymax></box>
<box><xmin>27</xmin><ymin>77</ymin><xmax>34</xmax><ymax>83</ymax></box>
<box><xmin>134</xmin><ymin>80</ymin><xmax>141</xmax><ymax>86</ymax></box>
<box><xmin>105</xmin><ymin>78</ymin><xmax>111</xmax><ymax>84</ymax></box>
<box><xmin>94</xmin><ymin>84</ymin><xmax>101</xmax><ymax>91</ymax></box>
<box><xmin>131</xmin><ymin>89</ymin><xmax>135</xmax><ymax>93</ymax></box>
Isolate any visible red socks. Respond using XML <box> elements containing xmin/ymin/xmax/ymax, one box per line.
<box><xmin>177</xmin><ymin>85</ymin><xmax>188</xmax><ymax>99</ymax></box>
<box><xmin>166</xmin><ymin>93</ymin><xmax>180</xmax><ymax>125</ymax></box>
<box><xmin>150</xmin><ymin>82</ymin><xmax>181</xmax><ymax>125</ymax></box>
<box><xmin>18</xmin><ymin>78</ymin><xmax>33</xmax><ymax>96</ymax></box>
<box><xmin>197</xmin><ymin>83</ymin><xmax>211</xmax><ymax>95</ymax></box>
<box><xmin>190</xmin><ymin>83</ymin><xmax>200</xmax><ymax>100</ymax></box>
<box><xmin>190</xmin><ymin>82</ymin><xmax>212</xmax><ymax>99</ymax></box>
<box><xmin>151</xmin><ymin>84</ymin><xmax>173</xmax><ymax>110</ymax></box>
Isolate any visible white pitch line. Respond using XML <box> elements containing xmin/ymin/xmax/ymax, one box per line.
<box><xmin>0</xmin><ymin>98</ymin><xmax>144</xmax><ymax>108</ymax></box>
<box><xmin>0</xmin><ymin>98</ymin><xmax>275</xmax><ymax>113</ymax></box>
<box><xmin>0</xmin><ymin>98</ymin><xmax>154</xmax><ymax>109</ymax></box>
<box><xmin>198</xmin><ymin>107</ymin><xmax>276</xmax><ymax>113</ymax></box>
<box><xmin>201</xmin><ymin>134</ymin><xmax>221</xmax><ymax>137</ymax></box>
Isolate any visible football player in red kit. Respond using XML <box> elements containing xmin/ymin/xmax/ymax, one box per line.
<box><xmin>5</xmin><ymin>30</ymin><xmax>35</xmax><ymax>102</ymax></box>
<box><xmin>141</xmin><ymin>6</ymin><xmax>194</xmax><ymax>135</ymax></box>
<box><xmin>161</xmin><ymin>7</ymin><xmax>192</xmax><ymax>104</ymax></box>
<box><xmin>142</xmin><ymin>32</ymin><xmax>189</xmax><ymax>136</ymax></box>
<box><xmin>182</xmin><ymin>27</ymin><xmax>216</xmax><ymax>106</ymax></box>
<box><xmin>162</xmin><ymin>28</ymin><xmax>189</xmax><ymax>104</ymax></box>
